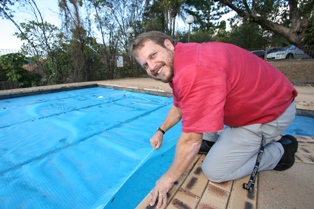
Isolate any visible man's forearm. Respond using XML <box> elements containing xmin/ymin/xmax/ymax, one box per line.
<box><xmin>159</xmin><ymin>105</ymin><xmax>181</xmax><ymax>132</ymax></box>
<box><xmin>163</xmin><ymin>132</ymin><xmax>202</xmax><ymax>183</ymax></box>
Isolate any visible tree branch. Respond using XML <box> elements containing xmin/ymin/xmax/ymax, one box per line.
<box><xmin>219</xmin><ymin>0</ymin><xmax>249</xmax><ymax>19</ymax></box>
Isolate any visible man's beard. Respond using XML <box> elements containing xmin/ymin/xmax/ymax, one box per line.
<box><xmin>152</xmin><ymin>71</ymin><xmax>174</xmax><ymax>83</ymax></box>
<box><xmin>160</xmin><ymin>69</ymin><xmax>174</xmax><ymax>83</ymax></box>
<box><xmin>156</xmin><ymin>50</ymin><xmax>174</xmax><ymax>83</ymax></box>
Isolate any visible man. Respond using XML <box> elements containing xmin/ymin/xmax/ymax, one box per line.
<box><xmin>131</xmin><ymin>31</ymin><xmax>298</xmax><ymax>208</ymax></box>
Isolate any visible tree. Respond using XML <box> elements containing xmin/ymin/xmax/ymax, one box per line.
<box><xmin>304</xmin><ymin>14</ymin><xmax>314</xmax><ymax>45</ymax></box>
<box><xmin>0</xmin><ymin>0</ymin><xmax>42</xmax><ymax>54</ymax></box>
<box><xmin>2</xmin><ymin>0</ymin><xmax>66</xmax><ymax>84</ymax></box>
<box><xmin>143</xmin><ymin>0</ymin><xmax>172</xmax><ymax>33</ymax></box>
<box><xmin>229</xmin><ymin>21</ymin><xmax>267</xmax><ymax>50</ymax></box>
<box><xmin>165</xmin><ymin>0</ymin><xmax>186</xmax><ymax>37</ymax></box>
<box><xmin>59</xmin><ymin>0</ymin><xmax>91</xmax><ymax>82</ymax></box>
<box><xmin>183</xmin><ymin>0</ymin><xmax>222</xmax><ymax>32</ymax></box>
<box><xmin>217</xmin><ymin>0</ymin><xmax>314</xmax><ymax>46</ymax></box>
<box><xmin>0</xmin><ymin>0</ymin><xmax>22</xmax><ymax>19</ymax></box>
<box><xmin>213</xmin><ymin>20</ymin><xmax>230</xmax><ymax>43</ymax></box>
<box><xmin>15</xmin><ymin>21</ymin><xmax>61</xmax><ymax>81</ymax></box>
<box><xmin>0</xmin><ymin>53</ymin><xmax>41</xmax><ymax>87</ymax></box>
<box><xmin>84</xmin><ymin>0</ymin><xmax>145</xmax><ymax>79</ymax></box>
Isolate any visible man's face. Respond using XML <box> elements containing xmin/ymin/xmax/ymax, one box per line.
<box><xmin>134</xmin><ymin>39</ymin><xmax>175</xmax><ymax>83</ymax></box>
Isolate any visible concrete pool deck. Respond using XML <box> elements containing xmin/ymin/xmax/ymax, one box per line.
<box><xmin>1</xmin><ymin>78</ymin><xmax>313</xmax><ymax>209</ymax></box>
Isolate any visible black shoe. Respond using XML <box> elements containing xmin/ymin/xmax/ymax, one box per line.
<box><xmin>198</xmin><ymin>140</ymin><xmax>215</xmax><ymax>154</ymax></box>
<box><xmin>274</xmin><ymin>135</ymin><xmax>298</xmax><ymax>171</ymax></box>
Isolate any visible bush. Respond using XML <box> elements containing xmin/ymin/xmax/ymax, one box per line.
<box><xmin>0</xmin><ymin>53</ymin><xmax>41</xmax><ymax>87</ymax></box>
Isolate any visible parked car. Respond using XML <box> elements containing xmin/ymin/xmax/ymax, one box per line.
<box><xmin>267</xmin><ymin>47</ymin><xmax>282</xmax><ymax>54</ymax></box>
<box><xmin>251</xmin><ymin>48</ymin><xmax>282</xmax><ymax>59</ymax></box>
<box><xmin>267</xmin><ymin>45</ymin><xmax>311</xmax><ymax>60</ymax></box>
<box><xmin>265</xmin><ymin>47</ymin><xmax>282</xmax><ymax>59</ymax></box>
<box><xmin>251</xmin><ymin>50</ymin><xmax>265</xmax><ymax>58</ymax></box>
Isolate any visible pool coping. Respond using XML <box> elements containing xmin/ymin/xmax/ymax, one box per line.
<box><xmin>0</xmin><ymin>81</ymin><xmax>173</xmax><ymax>100</ymax></box>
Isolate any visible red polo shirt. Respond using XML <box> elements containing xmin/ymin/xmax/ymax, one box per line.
<box><xmin>169</xmin><ymin>42</ymin><xmax>297</xmax><ymax>133</ymax></box>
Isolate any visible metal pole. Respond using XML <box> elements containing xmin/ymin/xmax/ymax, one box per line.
<box><xmin>188</xmin><ymin>24</ymin><xmax>191</xmax><ymax>42</ymax></box>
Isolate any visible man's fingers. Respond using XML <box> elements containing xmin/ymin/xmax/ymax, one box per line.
<box><xmin>151</xmin><ymin>140</ymin><xmax>161</xmax><ymax>149</ymax></box>
<box><xmin>156</xmin><ymin>192</ymin><xmax>165</xmax><ymax>208</ymax></box>
<box><xmin>150</xmin><ymin>191</ymin><xmax>167</xmax><ymax>208</ymax></box>
<box><xmin>149</xmin><ymin>192</ymin><xmax>158</xmax><ymax>206</ymax></box>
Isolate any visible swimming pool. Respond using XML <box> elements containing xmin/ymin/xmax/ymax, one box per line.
<box><xmin>0</xmin><ymin>87</ymin><xmax>182</xmax><ymax>208</ymax></box>
<box><xmin>0</xmin><ymin>87</ymin><xmax>313</xmax><ymax>208</ymax></box>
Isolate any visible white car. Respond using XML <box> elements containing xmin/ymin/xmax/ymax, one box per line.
<box><xmin>267</xmin><ymin>45</ymin><xmax>311</xmax><ymax>60</ymax></box>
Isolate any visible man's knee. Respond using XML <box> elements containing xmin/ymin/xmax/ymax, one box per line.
<box><xmin>201</xmin><ymin>161</ymin><xmax>228</xmax><ymax>183</ymax></box>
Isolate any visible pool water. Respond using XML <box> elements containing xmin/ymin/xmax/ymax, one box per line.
<box><xmin>0</xmin><ymin>87</ymin><xmax>181</xmax><ymax>208</ymax></box>
<box><xmin>0</xmin><ymin>87</ymin><xmax>313</xmax><ymax>208</ymax></box>
<box><xmin>284</xmin><ymin>115</ymin><xmax>314</xmax><ymax>136</ymax></box>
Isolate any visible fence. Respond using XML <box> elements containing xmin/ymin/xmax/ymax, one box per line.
<box><xmin>0</xmin><ymin>49</ymin><xmax>21</xmax><ymax>56</ymax></box>
<box><xmin>0</xmin><ymin>81</ymin><xmax>19</xmax><ymax>90</ymax></box>
<box><xmin>299</xmin><ymin>45</ymin><xmax>314</xmax><ymax>58</ymax></box>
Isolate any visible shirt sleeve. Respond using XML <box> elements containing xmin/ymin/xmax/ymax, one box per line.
<box><xmin>176</xmin><ymin>63</ymin><xmax>227</xmax><ymax>133</ymax></box>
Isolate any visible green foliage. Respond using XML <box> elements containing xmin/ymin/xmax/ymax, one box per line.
<box><xmin>143</xmin><ymin>0</ymin><xmax>167</xmax><ymax>32</ymax></box>
<box><xmin>0</xmin><ymin>53</ymin><xmax>27</xmax><ymax>70</ymax></box>
<box><xmin>15</xmin><ymin>21</ymin><xmax>60</xmax><ymax>57</ymax></box>
<box><xmin>44</xmin><ymin>47</ymin><xmax>71</xmax><ymax>84</ymax></box>
<box><xmin>183</xmin><ymin>0</ymin><xmax>222</xmax><ymax>32</ymax></box>
<box><xmin>178</xmin><ymin>29</ymin><xmax>214</xmax><ymax>43</ymax></box>
<box><xmin>13</xmin><ymin>18</ymin><xmax>64</xmax><ymax>85</ymax></box>
<box><xmin>213</xmin><ymin>20</ymin><xmax>230</xmax><ymax>43</ymax></box>
<box><xmin>0</xmin><ymin>53</ymin><xmax>41</xmax><ymax>87</ymax></box>
<box><xmin>228</xmin><ymin>22</ymin><xmax>267</xmax><ymax>50</ymax></box>
<box><xmin>216</xmin><ymin>0</ymin><xmax>313</xmax><ymax>45</ymax></box>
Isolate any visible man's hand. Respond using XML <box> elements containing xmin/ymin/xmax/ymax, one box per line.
<box><xmin>150</xmin><ymin>105</ymin><xmax>182</xmax><ymax>150</ymax></box>
<box><xmin>149</xmin><ymin>132</ymin><xmax>202</xmax><ymax>208</ymax></box>
<box><xmin>149</xmin><ymin>174</ymin><xmax>174</xmax><ymax>208</ymax></box>
<box><xmin>150</xmin><ymin>131</ymin><xmax>163</xmax><ymax>149</ymax></box>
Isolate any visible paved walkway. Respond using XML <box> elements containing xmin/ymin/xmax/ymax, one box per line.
<box><xmin>1</xmin><ymin>78</ymin><xmax>313</xmax><ymax>208</ymax></box>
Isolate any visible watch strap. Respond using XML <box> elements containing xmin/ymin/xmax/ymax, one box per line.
<box><xmin>157</xmin><ymin>127</ymin><xmax>165</xmax><ymax>134</ymax></box>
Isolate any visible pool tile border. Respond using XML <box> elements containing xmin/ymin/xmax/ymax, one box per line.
<box><xmin>0</xmin><ymin>82</ymin><xmax>173</xmax><ymax>100</ymax></box>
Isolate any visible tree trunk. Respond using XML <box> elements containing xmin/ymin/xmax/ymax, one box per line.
<box><xmin>219</xmin><ymin>0</ymin><xmax>312</xmax><ymax>46</ymax></box>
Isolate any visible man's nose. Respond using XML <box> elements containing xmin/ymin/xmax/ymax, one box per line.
<box><xmin>146</xmin><ymin>61</ymin><xmax>156</xmax><ymax>72</ymax></box>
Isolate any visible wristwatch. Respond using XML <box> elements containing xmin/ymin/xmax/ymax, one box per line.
<box><xmin>157</xmin><ymin>127</ymin><xmax>165</xmax><ymax>134</ymax></box>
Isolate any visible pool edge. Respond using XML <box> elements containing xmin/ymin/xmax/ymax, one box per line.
<box><xmin>0</xmin><ymin>81</ymin><xmax>173</xmax><ymax>100</ymax></box>
<box><xmin>1</xmin><ymin>81</ymin><xmax>313</xmax><ymax>113</ymax></box>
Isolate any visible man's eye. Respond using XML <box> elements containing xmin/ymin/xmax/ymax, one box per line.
<box><xmin>143</xmin><ymin>64</ymin><xmax>148</xmax><ymax>70</ymax></box>
<box><xmin>151</xmin><ymin>52</ymin><xmax>157</xmax><ymax>58</ymax></box>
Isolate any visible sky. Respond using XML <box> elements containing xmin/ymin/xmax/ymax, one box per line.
<box><xmin>0</xmin><ymin>1</ymin><xmax>60</xmax><ymax>50</ymax></box>
<box><xmin>0</xmin><ymin>1</ymin><xmax>186</xmax><ymax>51</ymax></box>
<box><xmin>0</xmin><ymin>1</ymin><xmax>232</xmax><ymax>51</ymax></box>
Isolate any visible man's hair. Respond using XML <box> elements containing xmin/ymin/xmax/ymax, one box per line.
<box><xmin>131</xmin><ymin>31</ymin><xmax>175</xmax><ymax>56</ymax></box>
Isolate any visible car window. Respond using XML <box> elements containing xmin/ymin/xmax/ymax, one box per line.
<box><xmin>289</xmin><ymin>45</ymin><xmax>296</xmax><ymax>50</ymax></box>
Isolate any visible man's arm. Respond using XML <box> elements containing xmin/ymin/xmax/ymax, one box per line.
<box><xmin>150</xmin><ymin>132</ymin><xmax>202</xmax><ymax>208</ymax></box>
<box><xmin>150</xmin><ymin>105</ymin><xmax>182</xmax><ymax>149</ymax></box>
<box><xmin>159</xmin><ymin>104</ymin><xmax>182</xmax><ymax>132</ymax></box>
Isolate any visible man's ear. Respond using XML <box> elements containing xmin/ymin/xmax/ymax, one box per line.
<box><xmin>164</xmin><ymin>39</ymin><xmax>174</xmax><ymax>51</ymax></box>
